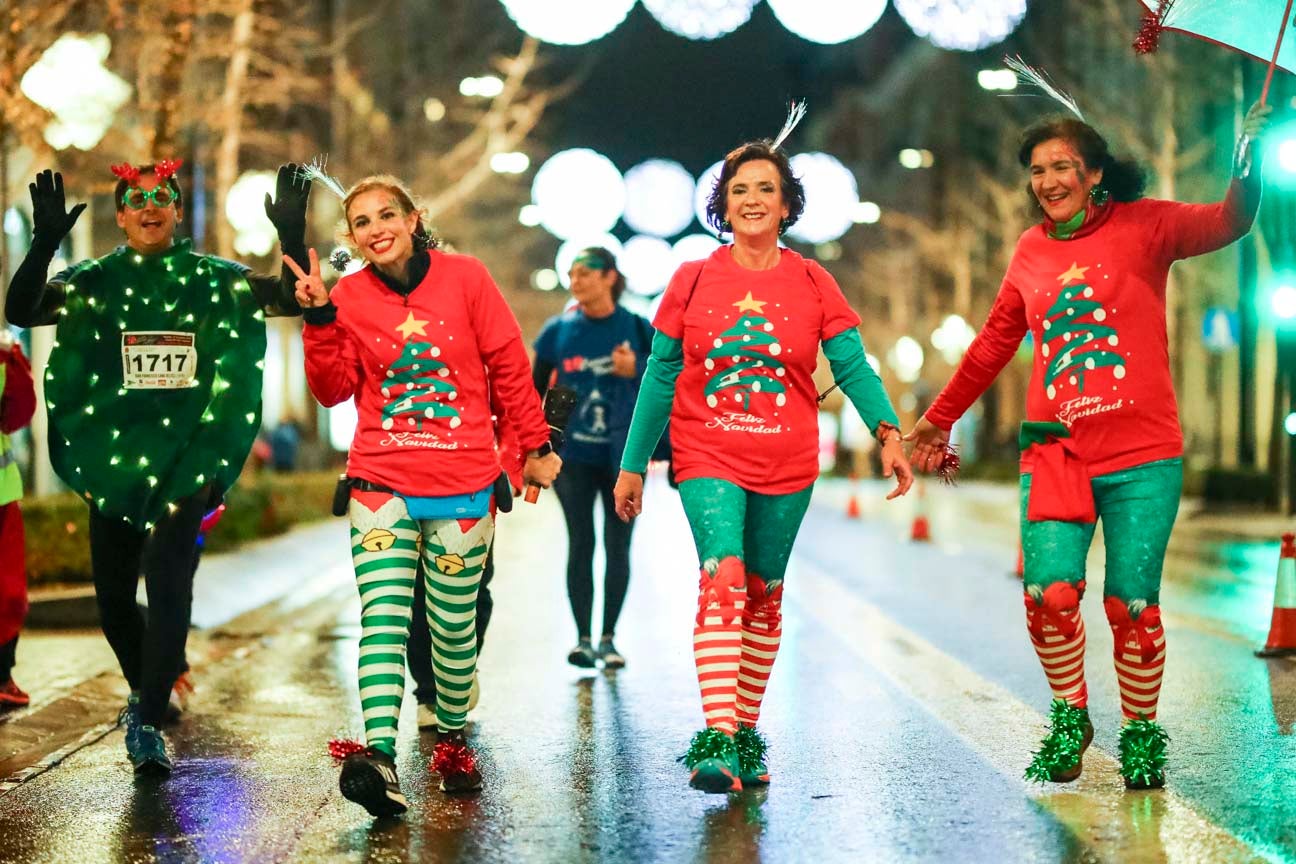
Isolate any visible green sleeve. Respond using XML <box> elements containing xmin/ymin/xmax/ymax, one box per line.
<box><xmin>823</xmin><ymin>328</ymin><xmax>899</xmax><ymax>434</ymax></box>
<box><xmin>620</xmin><ymin>330</ymin><xmax>683</xmax><ymax>473</ymax></box>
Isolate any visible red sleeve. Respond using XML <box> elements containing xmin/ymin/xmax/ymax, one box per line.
<box><xmin>0</xmin><ymin>345</ymin><xmax>36</xmax><ymax>434</ymax></box>
<box><xmin>468</xmin><ymin>264</ymin><xmax>549</xmax><ymax>450</ymax></box>
<box><xmin>925</xmin><ymin>277</ymin><xmax>1028</xmax><ymax>431</ymax></box>
<box><xmin>806</xmin><ymin>261</ymin><xmax>862</xmax><ymax>341</ymax></box>
<box><xmin>1154</xmin><ymin>180</ymin><xmax>1259</xmax><ymax>262</ymax></box>
<box><xmin>302</xmin><ymin>318</ymin><xmax>363</xmax><ymax>408</ymax></box>
<box><xmin>652</xmin><ymin>260</ymin><xmax>704</xmax><ymax>340</ymax></box>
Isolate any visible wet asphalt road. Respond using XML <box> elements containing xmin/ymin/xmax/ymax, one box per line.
<box><xmin>1</xmin><ymin>475</ymin><xmax>1294</xmax><ymax>863</ymax></box>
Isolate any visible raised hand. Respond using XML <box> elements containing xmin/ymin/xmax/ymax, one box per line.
<box><xmin>29</xmin><ymin>170</ymin><xmax>87</xmax><ymax>245</ymax></box>
<box><xmin>264</xmin><ymin>163</ymin><xmax>312</xmax><ymax>243</ymax></box>
<box><xmin>283</xmin><ymin>248</ymin><xmax>329</xmax><ymax>308</ymax></box>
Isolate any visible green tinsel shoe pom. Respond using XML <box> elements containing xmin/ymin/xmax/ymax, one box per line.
<box><xmin>733</xmin><ymin>724</ymin><xmax>769</xmax><ymax>777</ymax></box>
<box><xmin>678</xmin><ymin>728</ymin><xmax>736</xmax><ymax>769</ymax></box>
<box><xmin>1119</xmin><ymin>717</ymin><xmax>1169</xmax><ymax>788</ymax></box>
<box><xmin>1024</xmin><ymin>700</ymin><xmax>1090</xmax><ymax>784</ymax></box>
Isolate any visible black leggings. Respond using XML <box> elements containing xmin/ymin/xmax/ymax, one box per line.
<box><xmin>408</xmin><ymin>551</ymin><xmax>494</xmax><ymax>706</ymax></box>
<box><xmin>0</xmin><ymin>635</ymin><xmax>15</xmax><ymax>682</ymax></box>
<box><xmin>554</xmin><ymin>461</ymin><xmax>633</xmax><ymax>640</ymax></box>
<box><xmin>89</xmin><ymin>487</ymin><xmax>211</xmax><ymax>727</ymax></box>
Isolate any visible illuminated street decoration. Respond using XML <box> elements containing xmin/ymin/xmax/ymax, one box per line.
<box><xmin>643</xmin><ymin>0</ymin><xmax>759</xmax><ymax>41</ymax></box>
<box><xmin>620</xmin><ymin>235</ymin><xmax>676</xmax><ymax>296</ymax></box>
<box><xmin>624</xmin><ymin>159</ymin><xmax>697</xmax><ymax>238</ymax></box>
<box><xmin>556</xmin><ymin>234</ymin><xmax>624</xmax><ymax>288</ymax></box>
<box><xmin>532</xmin><ymin>149</ymin><xmax>626</xmax><ymax>240</ymax></box>
<box><xmin>498</xmin><ymin>0</ymin><xmax>635</xmax><ymax>45</ymax></box>
<box><xmin>766</xmin><ymin>0</ymin><xmax>887</xmax><ymax>45</ymax></box>
<box><xmin>888</xmin><ymin>336</ymin><xmax>925</xmax><ymax>383</ymax></box>
<box><xmin>693</xmin><ymin>160</ymin><xmax>725</xmax><ymax>236</ymax></box>
<box><xmin>20</xmin><ymin>34</ymin><xmax>131</xmax><ymax>150</ymax></box>
<box><xmin>930</xmin><ymin>314</ymin><xmax>977</xmax><ymax>364</ymax></box>
<box><xmin>787</xmin><ymin>152</ymin><xmax>858</xmax><ymax>245</ymax></box>
<box><xmin>226</xmin><ymin>172</ymin><xmax>278</xmax><ymax>257</ymax></box>
<box><xmin>672</xmin><ymin>233</ymin><xmax>721</xmax><ymax>266</ymax></box>
<box><xmin>894</xmin><ymin>0</ymin><xmax>1029</xmax><ymax>51</ymax></box>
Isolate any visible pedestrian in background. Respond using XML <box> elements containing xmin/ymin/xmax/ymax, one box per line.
<box><xmin>0</xmin><ymin>330</ymin><xmax>36</xmax><ymax>709</ymax></box>
<box><xmin>613</xmin><ymin>113</ymin><xmax>912</xmax><ymax>794</ymax></box>
<box><xmin>907</xmin><ymin>100</ymin><xmax>1273</xmax><ymax>790</ymax></box>
<box><xmin>533</xmin><ymin>247</ymin><xmax>653</xmax><ymax>670</ymax></box>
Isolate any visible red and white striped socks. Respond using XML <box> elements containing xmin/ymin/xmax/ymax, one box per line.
<box><xmin>1105</xmin><ymin>598</ymin><xmax>1166</xmax><ymax>720</ymax></box>
<box><xmin>694</xmin><ymin>556</ymin><xmax>747</xmax><ymax>735</ymax></box>
<box><xmin>736</xmin><ymin>574</ymin><xmax>783</xmax><ymax>727</ymax></box>
<box><xmin>1024</xmin><ymin>581</ymin><xmax>1089</xmax><ymax>708</ymax></box>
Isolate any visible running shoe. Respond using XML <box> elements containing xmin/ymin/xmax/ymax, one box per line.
<box><xmin>680</xmin><ymin>728</ymin><xmax>742</xmax><ymax>794</ymax></box>
<box><xmin>1119</xmin><ymin>717</ymin><xmax>1169</xmax><ymax>790</ymax></box>
<box><xmin>431</xmin><ymin>730</ymin><xmax>482</xmax><ymax>794</ymax></box>
<box><xmin>1025</xmin><ymin>700</ymin><xmax>1093</xmax><ymax>783</ymax></box>
<box><xmin>132</xmin><ymin>725</ymin><xmax>173</xmax><ymax>777</ymax></box>
<box><xmin>0</xmin><ymin>679</ymin><xmax>30</xmax><ymax>708</ymax></box>
<box><xmin>119</xmin><ymin>694</ymin><xmax>143</xmax><ymax>762</ymax></box>
<box><xmin>597</xmin><ymin>637</ymin><xmax>626</xmax><ymax>669</ymax></box>
<box><xmin>566</xmin><ymin>640</ymin><xmax>597</xmax><ymax>668</ymax></box>
<box><xmin>164</xmin><ymin>671</ymin><xmax>195</xmax><ymax>725</ymax></box>
<box><xmin>339</xmin><ymin>747</ymin><xmax>409</xmax><ymax>817</ymax></box>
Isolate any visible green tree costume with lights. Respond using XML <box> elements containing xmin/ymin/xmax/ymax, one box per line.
<box><xmin>5</xmin><ymin>163</ymin><xmax>309</xmax><ymax>776</ymax></box>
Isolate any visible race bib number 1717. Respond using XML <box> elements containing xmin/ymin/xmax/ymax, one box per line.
<box><xmin>122</xmin><ymin>331</ymin><xmax>199</xmax><ymax>389</ymax></box>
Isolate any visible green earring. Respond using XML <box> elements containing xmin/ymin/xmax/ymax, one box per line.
<box><xmin>1089</xmin><ymin>185</ymin><xmax>1109</xmax><ymax>206</ymax></box>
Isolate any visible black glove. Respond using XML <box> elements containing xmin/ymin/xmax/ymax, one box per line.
<box><xmin>29</xmin><ymin>170</ymin><xmax>86</xmax><ymax>249</ymax></box>
<box><xmin>263</xmin><ymin>163</ymin><xmax>312</xmax><ymax>247</ymax></box>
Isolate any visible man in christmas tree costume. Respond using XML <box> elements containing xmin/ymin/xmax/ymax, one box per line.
<box><xmin>908</xmin><ymin>100</ymin><xmax>1273</xmax><ymax>789</ymax></box>
<box><xmin>613</xmin><ymin>113</ymin><xmax>913</xmax><ymax>794</ymax></box>
<box><xmin>5</xmin><ymin>162</ymin><xmax>309</xmax><ymax>775</ymax></box>
<box><xmin>287</xmin><ymin>172</ymin><xmax>559</xmax><ymax>816</ymax></box>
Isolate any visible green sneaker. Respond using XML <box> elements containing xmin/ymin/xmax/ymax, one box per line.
<box><xmin>1119</xmin><ymin>717</ymin><xmax>1168</xmax><ymax>790</ymax></box>
<box><xmin>679</xmin><ymin>728</ymin><xmax>742</xmax><ymax>793</ymax></box>
<box><xmin>733</xmin><ymin>724</ymin><xmax>770</xmax><ymax>786</ymax></box>
<box><xmin>1025</xmin><ymin>700</ymin><xmax>1093</xmax><ymax>783</ymax></box>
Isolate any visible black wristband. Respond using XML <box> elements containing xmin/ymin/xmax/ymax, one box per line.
<box><xmin>303</xmin><ymin>303</ymin><xmax>337</xmax><ymax>326</ymax></box>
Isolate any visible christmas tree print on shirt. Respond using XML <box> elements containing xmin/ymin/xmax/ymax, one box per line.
<box><xmin>703</xmin><ymin>291</ymin><xmax>788</xmax><ymax>412</ymax></box>
<box><xmin>380</xmin><ymin>312</ymin><xmax>462</xmax><ymax>431</ymax></box>
<box><xmin>1041</xmin><ymin>262</ymin><xmax>1125</xmax><ymax>400</ymax></box>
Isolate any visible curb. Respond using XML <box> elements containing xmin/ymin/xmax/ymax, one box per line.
<box><xmin>23</xmin><ymin>587</ymin><xmax>100</xmax><ymax>629</ymax></box>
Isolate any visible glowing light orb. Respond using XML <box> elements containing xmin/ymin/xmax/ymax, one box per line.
<box><xmin>787</xmin><ymin>152</ymin><xmax>858</xmax><ymax>245</ymax></box>
<box><xmin>498</xmin><ymin>0</ymin><xmax>635</xmax><ymax>45</ymax></box>
<box><xmin>643</xmin><ymin>0</ymin><xmax>759</xmax><ymax>40</ymax></box>
<box><xmin>888</xmin><ymin>336</ymin><xmax>925</xmax><ymax>384</ymax></box>
<box><xmin>894</xmin><ymin>0</ymin><xmax>1028</xmax><ymax>51</ymax></box>
<box><xmin>693</xmin><ymin>161</ymin><xmax>725</xmax><ymax>235</ymax></box>
<box><xmin>1273</xmin><ymin>284</ymin><xmax>1296</xmax><ymax>320</ymax></box>
<box><xmin>673</xmin><ymin>233</ymin><xmax>722</xmax><ymax>268</ymax></box>
<box><xmin>930</xmin><ymin>314</ymin><xmax>977</xmax><ymax>364</ymax></box>
<box><xmin>766</xmin><ymin>0</ymin><xmax>886</xmax><ymax>45</ymax></box>
<box><xmin>532</xmin><ymin>149</ymin><xmax>626</xmax><ymax>240</ymax></box>
<box><xmin>620</xmin><ymin>236</ymin><xmax>676</xmax><ymax>296</ymax></box>
<box><xmin>624</xmin><ymin>160</ymin><xmax>697</xmax><ymax>238</ymax></box>
<box><xmin>556</xmin><ymin>234</ymin><xmax>624</xmax><ymax>289</ymax></box>
<box><xmin>226</xmin><ymin>171</ymin><xmax>278</xmax><ymax>257</ymax></box>
<box><xmin>20</xmin><ymin>34</ymin><xmax>131</xmax><ymax>151</ymax></box>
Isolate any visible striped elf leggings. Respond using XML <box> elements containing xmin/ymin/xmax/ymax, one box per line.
<box><xmin>1020</xmin><ymin>458</ymin><xmax>1181</xmax><ymax>721</ymax></box>
<box><xmin>677</xmin><ymin>478</ymin><xmax>813</xmax><ymax>735</ymax></box>
<box><xmin>348</xmin><ymin>489</ymin><xmax>494</xmax><ymax>756</ymax></box>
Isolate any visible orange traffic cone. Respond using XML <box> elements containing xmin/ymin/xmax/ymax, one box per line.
<box><xmin>910</xmin><ymin>482</ymin><xmax>931</xmax><ymax>542</ymax></box>
<box><xmin>846</xmin><ymin>473</ymin><xmax>861</xmax><ymax>519</ymax></box>
<box><xmin>1014</xmin><ymin>546</ymin><xmax>1025</xmax><ymax>580</ymax></box>
<box><xmin>1257</xmin><ymin>533</ymin><xmax>1296</xmax><ymax>658</ymax></box>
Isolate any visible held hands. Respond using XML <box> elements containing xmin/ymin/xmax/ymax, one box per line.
<box><xmin>283</xmin><ymin>249</ymin><xmax>329</xmax><ymax>308</ymax></box>
<box><xmin>523</xmin><ymin>450</ymin><xmax>562</xmax><ymax>488</ymax></box>
<box><xmin>902</xmin><ymin>415</ymin><xmax>951</xmax><ymax>475</ymax></box>
<box><xmin>264</xmin><ymin>163</ymin><xmax>312</xmax><ymax>242</ymax></box>
<box><xmin>29</xmin><ymin>170</ymin><xmax>87</xmax><ymax>245</ymax></box>
<box><xmin>611</xmin><ymin>341</ymin><xmax>636</xmax><ymax>378</ymax></box>
<box><xmin>880</xmin><ymin>435</ymin><xmax>915</xmax><ymax>500</ymax></box>
<box><xmin>612</xmin><ymin>470</ymin><xmax>644</xmax><ymax>522</ymax></box>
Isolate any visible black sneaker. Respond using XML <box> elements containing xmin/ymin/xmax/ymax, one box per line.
<box><xmin>431</xmin><ymin>730</ymin><xmax>482</xmax><ymax>794</ymax></box>
<box><xmin>339</xmin><ymin>747</ymin><xmax>409</xmax><ymax>817</ymax></box>
<box><xmin>567</xmin><ymin>640</ymin><xmax>597</xmax><ymax>668</ymax></box>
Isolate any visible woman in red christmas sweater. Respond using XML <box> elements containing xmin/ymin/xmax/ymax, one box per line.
<box><xmin>907</xmin><ymin>102</ymin><xmax>1272</xmax><ymax>789</ymax></box>
<box><xmin>285</xmin><ymin>174</ymin><xmax>560</xmax><ymax>816</ymax></box>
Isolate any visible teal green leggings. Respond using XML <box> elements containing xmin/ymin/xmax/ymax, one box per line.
<box><xmin>677</xmin><ymin>479</ymin><xmax>814</xmax><ymax>581</ymax></box>
<box><xmin>1020</xmin><ymin>458</ymin><xmax>1182</xmax><ymax>604</ymax></box>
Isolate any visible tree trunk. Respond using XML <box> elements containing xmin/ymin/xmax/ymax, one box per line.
<box><xmin>213</xmin><ymin>0</ymin><xmax>255</xmax><ymax>260</ymax></box>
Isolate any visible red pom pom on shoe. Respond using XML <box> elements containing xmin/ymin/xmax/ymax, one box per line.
<box><xmin>430</xmin><ymin>741</ymin><xmax>477</xmax><ymax>777</ymax></box>
<box><xmin>328</xmin><ymin>738</ymin><xmax>365</xmax><ymax>762</ymax></box>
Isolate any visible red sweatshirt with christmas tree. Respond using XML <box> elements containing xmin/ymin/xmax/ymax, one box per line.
<box><xmin>302</xmin><ymin>250</ymin><xmax>548</xmax><ymax>497</ymax></box>
<box><xmin>926</xmin><ymin>181</ymin><xmax>1258</xmax><ymax>501</ymax></box>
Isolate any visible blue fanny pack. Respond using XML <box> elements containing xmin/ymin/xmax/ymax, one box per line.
<box><xmin>399</xmin><ymin>482</ymin><xmax>493</xmax><ymax>520</ymax></box>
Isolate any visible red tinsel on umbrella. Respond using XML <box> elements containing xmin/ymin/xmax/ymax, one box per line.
<box><xmin>430</xmin><ymin>741</ymin><xmax>477</xmax><ymax>777</ymax></box>
<box><xmin>328</xmin><ymin>738</ymin><xmax>365</xmax><ymax>762</ymax></box>
<box><xmin>1133</xmin><ymin>3</ymin><xmax>1169</xmax><ymax>54</ymax></box>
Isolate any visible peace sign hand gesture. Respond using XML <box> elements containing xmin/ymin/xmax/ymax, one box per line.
<box><xmin>283</xmin><ymin>248</ymin><xmax>329</xmax><ymax>308</ymax></box>
<box><xmin>29</xmin><ymin>170</ymin><xmax>87</xmax><ymax>246</ymax></box>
